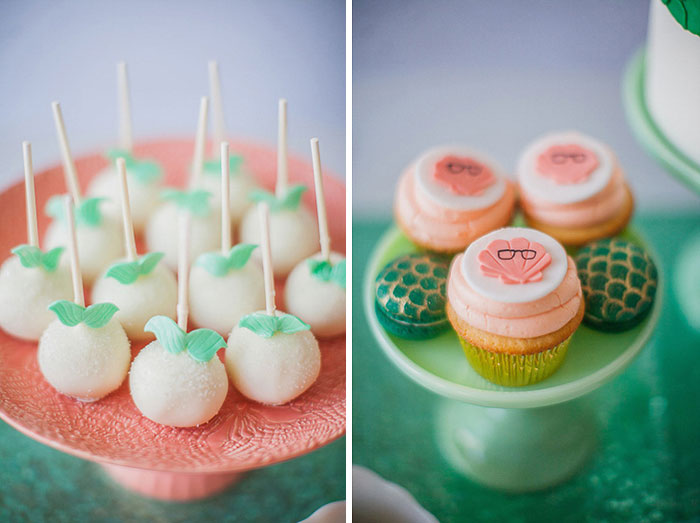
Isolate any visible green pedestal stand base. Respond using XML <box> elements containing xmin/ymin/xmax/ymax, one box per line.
<box><xmin>435</xmin><ymin>399</ymin><xmax>596</xmax><ymax>492</ymax></box>
<box><xmin>364</xmin><ymin>226</ymin><xmax>661</xmax><ymax>491</ymax></box>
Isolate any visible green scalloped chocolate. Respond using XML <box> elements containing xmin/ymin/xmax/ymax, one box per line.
<box><xmin>575</xmin><ymin>239</ymin><xmax>657</xmax><ymax>332</ymax></box>
<box><xmin>375</xmin><ymin>253</ymin><xmax>449</xmax><ymax>339</ymax></box>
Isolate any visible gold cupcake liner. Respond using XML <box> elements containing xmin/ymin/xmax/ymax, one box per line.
<box><xmin>459</xmin><ymin>335</ymin><xmax>572</xmax><ymax>387</ymax></box>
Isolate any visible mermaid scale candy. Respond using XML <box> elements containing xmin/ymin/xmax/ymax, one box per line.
<box><xmin>375</xmin><ymin>253</ymin><xmax>449</xmax><ymax>339</ymax></box>
<box><xmin>575</xmin><ymin>239</ymin><xmax>657</xmax><ymax>331</ymax></box>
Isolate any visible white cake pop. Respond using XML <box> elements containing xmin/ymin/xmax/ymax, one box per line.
<box><xmin>239</xmin><ymin>99</ymin><xmax>318</xmax><ymax>276</ymax></box>
<box><xmin>38</xmin><ymin>196</ymin><xmax>130</xmax><ymax>402</ymax></box>
<box><xmin>285</xmin><ymin>138</ymin><xmax>346</xmax><ymax>338</ymax></box>
<box><xmin>44</xmin><ymin>102</ymin><xmax>123</xmax><ymax>284</ymax></box>
<box><xmin>0</xmin><ymin>142</ymin><xmax>73</xmax><ymax>341</ymax></box>
<box><xmin>194</xmin><ymin>61</ymin><xmax>258</xmax><ymax>224</ymax></box>
<box><xmin>145</xmin><ymin>97</ymin><xmax>221</xmax><ymax>270</ymax></box>
<box><xmin>87</xmin><ymin>62</ymin><xmax>163</xmax><ymax>231</ymax></box>
<box><xmin>92</xmin><ymin>158</ymin><xmax>177</xmax><ymax>341</ymax></box>
<box><xmin>189</xmin><ymin>142</ymin><xmax>265</xmax><ymax>335</ymax></box>
<box><xmin>226</xmin><ymin>203</ymin><xmax>321</xmax><ymax>405</ymax></box>
<box><xmin>129</xmin><ymin>212</ymin><xmax>228</xmax><ymax>427</ymax></box>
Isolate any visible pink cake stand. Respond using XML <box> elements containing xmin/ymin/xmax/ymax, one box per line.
<box><xmin>0</xmin><ymin>139</ymin><xmax>346</xmax><ymax>501</ymax></box>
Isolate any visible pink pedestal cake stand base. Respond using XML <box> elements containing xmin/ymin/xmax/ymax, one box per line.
<box><xmin>101</xmin><ymin>464</ymin><xmax>241</xmax><ymax>501</ymax></box>
<box><xmin>0</xmin><ymin>139</ymin><xmax>346</xmax><ymax>501</ymax></box>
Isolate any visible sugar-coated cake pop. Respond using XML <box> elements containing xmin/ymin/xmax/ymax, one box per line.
<box><xmin>226</xmin><ymin>203</ymin><xmax>321</xmax><ymax>405</ymax></box>
<box><xmin>285</xmin><ymin>138</ymin><xmax>346</xmax><ymax>338</ymax></box>
<box><xmin>44</xmin><ymin>102</ymin><xmax>123</xmax><ymax>284</ymax></box>
<box><xmin>92</xmin><ymin>158</ymin><xmax>177</xmax><ymax>340</ymax></box>
<box><xmin>239</xmin><ymin>99</ymin><xmax>318</xmax><ymax>276</ymax></box>
<box><xmin>194</xmin><ymin>61</ymin><xmax>258</xmax><ymax>224</ymax></box>
<box><xmin>189</xmin><ymin>142</ymin><xmax>265</xmax><ymax>334</ymax></box>
<box><xmin>88</xmin><ymin>62</ymin><xmax>163</xmax><ymax>231</ymax></box>
<box><xmin>145</xmin><ymin>97</ymin><xmax>222</xmax><ymax>270</ymax></box>
<box><xmin>129</xmin><ymin>212</ymin><xmax>228</xmax><ymax>427</ymax></box>
<box><xmin>0</xmin><ymin>142</ymin><xmax>73</xmax><ymax>341</ymax></box>
<box><xmin>38</xmin><ymin>196</ymin><xmax>130</xmax><ymax>401</ymax></box>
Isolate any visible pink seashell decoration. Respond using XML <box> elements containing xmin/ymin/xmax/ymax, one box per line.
<box><xmin>478</xmin><ymin>237</ymin><xmax>552</xmax><ymax>284</ymax></box>
<box><xmin>536</xmin><ymin>144</ymin><xmax>598</xmax><ymax>184</ymax></box>
<box><xmin>433</xmin><ymin>155</ymin><xmax>496</xmax><ymax>196</ymax></box>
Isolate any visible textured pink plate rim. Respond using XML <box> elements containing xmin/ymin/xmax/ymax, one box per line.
<box><xmin>0</xmin><ymin>139</ymin><xmax>346</xmax><ymax>473</ymax></box>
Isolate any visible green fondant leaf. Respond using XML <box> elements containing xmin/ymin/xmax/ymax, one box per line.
<box><xmin>106</xmin><ymin>252</ymin><xmax>165</xmax><ymax>284</ymax></box>
<box><xmin>144</xmin><ymin>316</ymin><xmax>186</xmax><ymax>354</ymax></box>
<box><xmin>331</xmin><ymin>259</ymin><xmax>346</xmax><ymax>288</ymax></box>
<box><xmin>195</xmin><ymin>252</ymin><xmax>231</xmax><ymax>277</ymax></box>
<box><xmin>238</xmin><ymin>312</ymin><xmax>310</xmax><ymax>338</ymax></box>
<box><xmin>45</xmin><ymin>196</ymin><xmax>106</xmax><ymax>227</ymax></box>
<box><xmin>228</xmin><ymin>243</ymin><xmax>257</xmax><ymax>269</ymax></box>
<box><xmin>105</xmin><ymin>261</ymin><xmax>141</xmax><ymax>284</ymax></box>
<box><xmin>196</xmin><ymin>244</ymin><xmax>257</xmax><ymax>277</ymax></box>
<box><xmin>138</xmin><ymin>252</ymin><xmax>164</xmax><ymax>274</ymax></box>
<box><xmin>308</xmin><ymin>258</ymin><xmax>346</xmax><ymax>289</ymax></box>
<box><xmin>83</xmin><ymin>303</ymin><xmax>119</xmax><ymax>328</ymax></box>
<box><xmin>11</xmin><ymin>245</ymin><xmax>44</xmax><ymax>269</ymax></box>
<box><xmin>76</xmin><ymin>197</ymin><xmax>106</xmax><ymax>226</ymax></box>
<box><xmin>239</xmin><ymin>313</ymin><xmax>279</xmax><ymax>338</ymax></box>
<box><xmin>248</xmin><ymin>184</ymin><xmax>307</xmax><ymax>212</ymax></box>
<box><xmin>281</xmin><ymin>184</ymin><xmax>307</xmax><ymax>210</ymax></box>
<box><xmin>185</xmin><ymin>329</ymin><xmax>226</xmax><ymax>362</ymax></box>
<box><xmin>42</xmin><ymin>247</ymin><xmax>65</xmax><ymax>272</ymax></box>
<box><xmin>161</xmin><ymin>188</ymin><xmax>212</xmax><ymax>216</ymax></box>
<box><xmin>106</xmin><ymin>149</ymin><xmax>162</xmax><ymax>185</ymax></box>
<box><xmin>45</xmin><ymin>196</ymin><xmax>65</xmax><ymax>221</ymax></box>
<box><xmin>308</xmin><ymin>259</ymin><xmax>333</xmax><ymax>280</ymax></box>
<box><xmin>48</xmin><ymin>300</ymin><xmax>85</xmax><ymax>327</ymax></box>
<box><xmin>203</xmin><ymin>155</ymin><xmax>244</xmax><ymax>176</ymax></box>
<box><xmin>275</xmin><ymin>313</ymin><xmax>311</xmax><ymax>334</ymax></box>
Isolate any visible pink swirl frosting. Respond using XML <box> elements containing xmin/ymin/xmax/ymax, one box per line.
<box><xmin>394</xmin><ymin>168</ymin><xmax>516</xmax><ymax>252</ymax></box>
<box><xmin>448</xmin><ymin>254</ymin><xmax>582</xmax><ymax>338</ymax></box>
<box><xmin>520</xmin><ymin>167</ymin><xmax>628</xmax><ymax>228</ymax></box>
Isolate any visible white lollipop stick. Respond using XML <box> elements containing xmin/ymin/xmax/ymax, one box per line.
<box><xmin>22</xmin><ymin>142</ymin><xmax>39</xmax><ymax>248</ymax></box>
<box><xmin>177</xmin><ymin>211</ymin><xmax>191</xmax><ymax>331</ymax></box>
<box><xmin>258</xmin><ymin>203</ymin><xmax>276</xmax><ymax>316</ymax></box>
<box><xmin>190</xmin><ymin>96</ymin><xmax>209</xmax><ymax>188</ymax></box>
<box><xmin>310</xmin><ymin>138</ymin><xmax>330</xmax><ymax>262</ymax></box>
<box><xmin>64</xmin><ymin>195</ymin><xmax>84</xmax><ymax>307</ymax></box>
<box><xmin>116</xmin><ymin>158</ymin><xmax>137</xmax><ymax>262</ymax></box>
<box><xmin>276</xmin><ymin>99</ymin><xmax>288</xmax><ymax>197</ymax></box>
<box><xmin>51</xmin><ymin>102</ymin><xmax>81</xmax><ymax>203</ymax></box>
<box><xmin>117</xmin><ymin>61</ymin><xmax>133</xmax><ymax>153</ymax></box>
<box><xmin>208</xmin><ymin>61</ymin><xmax>226</xmax><ymax>157</ymax></box>
<box><xmin>221</xmin><ymin>142</ymin><xmax>231</xmax><ymax>254</ymax></box>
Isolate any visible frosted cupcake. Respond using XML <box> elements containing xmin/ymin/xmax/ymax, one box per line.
<box><xmin>394</xmin><ymin>146</ymin><xmax>516</xmax><ymax>253</ymax></box>
<box><xmin>517</xmin><ymin>131</ymin><xmax>634</xmax><ymax>247</ymax></box>
<box><xmin>446</xmin><ymin>227</ymin><xmax>584</xmax><ymax>386</ymax></box>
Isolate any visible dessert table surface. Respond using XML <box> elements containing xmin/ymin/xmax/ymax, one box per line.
<box><xmin>352</xmin><ymin>211</ymin><xmax>700</xmax><ymax>523</ymax></box>
<box><xmin>0</xmin><ymin>424</ymin><xmax>344</xmax><ymax>522</ymax></box>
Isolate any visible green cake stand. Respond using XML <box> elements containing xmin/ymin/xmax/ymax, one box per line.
<box><xmin>363</xmin><ymin>226</ymin><xmax>661</xmax><ymax>492</ymax></box>
<box><xmin>623</xmin><ymin>48</ymin><xmax>700</xmax><ymax>332</ymax></box>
